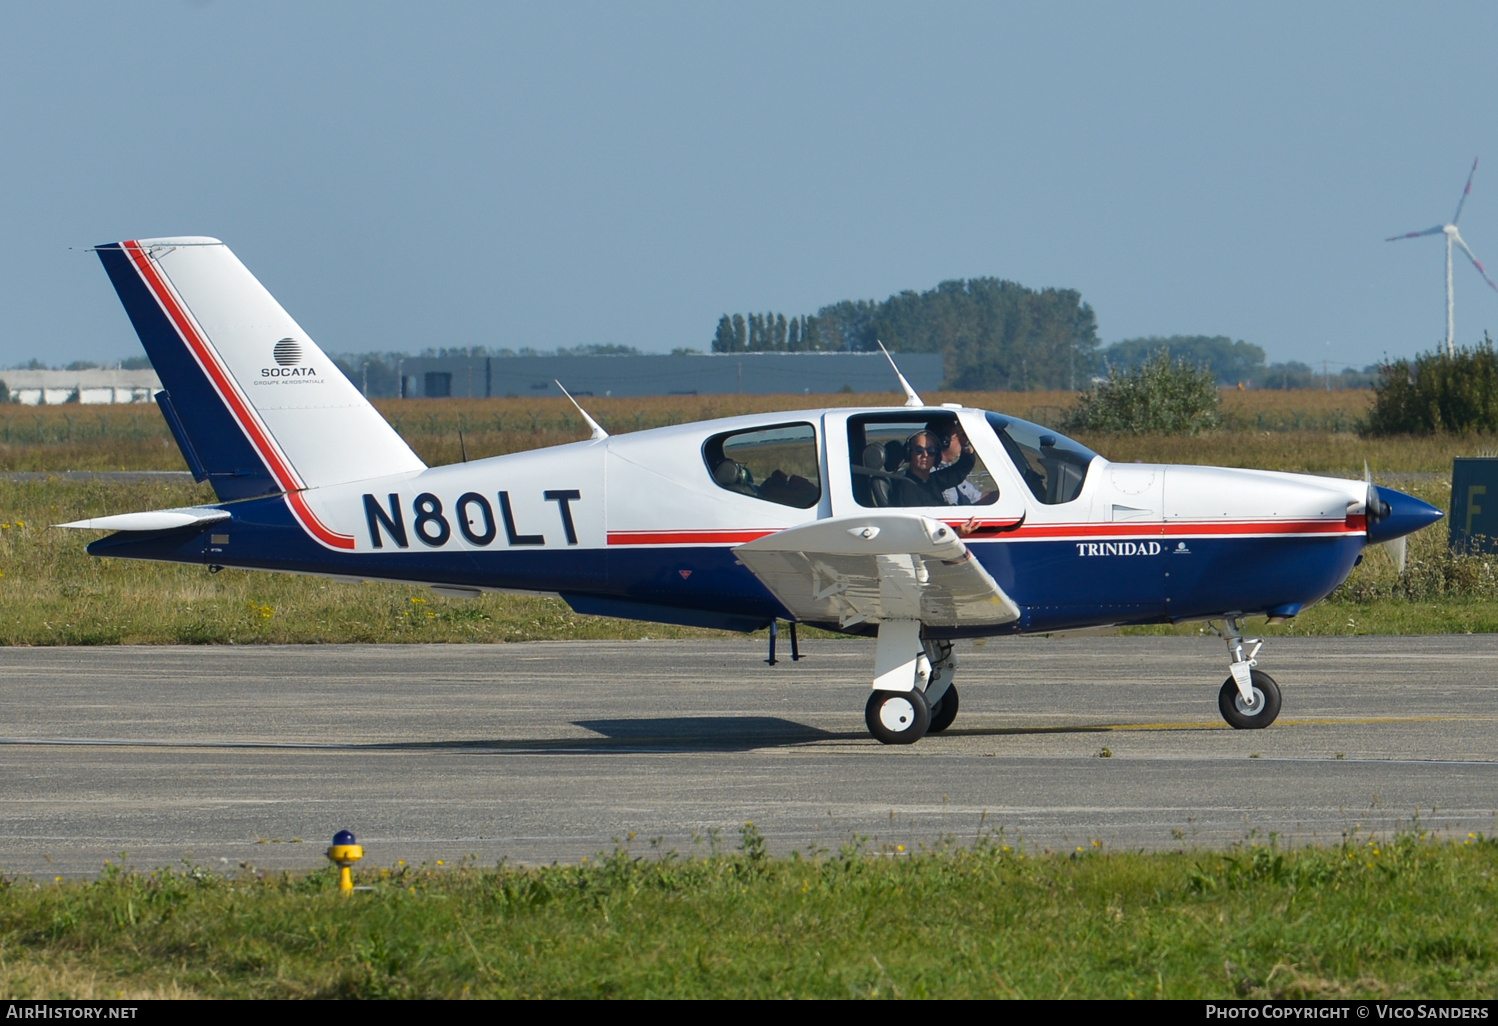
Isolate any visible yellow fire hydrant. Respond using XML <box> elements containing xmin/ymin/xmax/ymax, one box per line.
<box><xmin>327</xmin><ymin>829</ymin><xmax>363</xmax><ymax>893</ymax></box>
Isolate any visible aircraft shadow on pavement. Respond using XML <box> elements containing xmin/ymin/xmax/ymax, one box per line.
<box><xmin>341</xmin><ymin>716</ymin><xmax>849</xmax><ymax>754</ymax></box>
<box><xmin>0</xmin><ymin>719</ymin><xmax>1223</xmax><ymax>756</ymax></box>
<box><xmin>938</xmin><ymin>722</ymin><xmax>1223</xmax><ymax>738</ymax></box>
<box><xmin>570</xmin><ymin>716</ymin><xmax>844</xmax><ymax>752</ymax></box>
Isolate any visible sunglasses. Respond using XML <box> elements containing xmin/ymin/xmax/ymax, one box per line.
<box><xmin>911</xmin><ymin>444</ymin><xmax>943</xmax><ymax>458</ymax></box>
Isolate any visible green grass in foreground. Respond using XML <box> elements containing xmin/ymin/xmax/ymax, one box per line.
<box><xmin>2</xmin><ymin>830</ymin><xmax>1493</xmax><ymax>999</ymax></box>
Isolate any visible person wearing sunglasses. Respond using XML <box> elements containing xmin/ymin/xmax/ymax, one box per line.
<box><xmin>895</xmin><ymin>430</ymin><xmax>975</xmax><ymax>508</ymax></box>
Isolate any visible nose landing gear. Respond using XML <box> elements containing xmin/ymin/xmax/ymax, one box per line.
<box><xmin>1212</xmin><ymin>616</ymin><xmax>1281</xmax><ymax>729</ymax></box>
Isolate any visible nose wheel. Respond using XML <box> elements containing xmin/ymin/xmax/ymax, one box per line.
<box><xmin>1218</xmin><ymin>670</ymin><xmax>1281</xmax><ymax>729</ymax></box>
<box><xmin>866</xmin><ymin>688</ymin><xmax>930</xmax><ymax>745</ymax></box>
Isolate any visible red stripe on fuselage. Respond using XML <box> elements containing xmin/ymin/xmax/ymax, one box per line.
<box><xmin>122</xmin><ymin>242</ymin><xmax>355</xmax><ymax>551</ymax></box>
<box><xmin>608</xmin><ymin>518</ymin><xmax>1364</xmax><ymax>547</ymax></box>
<box><xmin>1003</xmin><ymin>517</ymin><xmax>1364</xmax><ymax>540</ymax></box>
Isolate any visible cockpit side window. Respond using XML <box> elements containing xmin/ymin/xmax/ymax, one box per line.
<box><xmin>702</xmin><ymin>422</ymin><xmax>821</xmax><ymax>508</ymax></box>
<box><xmin>847</xmin><ymin>413</ymin><xmax>1001</xmax><ymax>508</ymax></box>
<box><xmin>984</xmin><ymin>413</ymin><xmax>1097</xmax><ymax>505</ymax></box>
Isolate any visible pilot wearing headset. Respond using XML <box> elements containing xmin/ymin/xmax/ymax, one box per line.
<box><xmin>897</xmin><ymin>429</ymin><xmax>974</xmax><ymax>507</ymax></box>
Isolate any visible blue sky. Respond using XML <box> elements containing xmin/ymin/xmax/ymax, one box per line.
<box><xmin>3</xmin><ymin>2</ymin><xmax>1497</xmax><ymax>372</ymax></box>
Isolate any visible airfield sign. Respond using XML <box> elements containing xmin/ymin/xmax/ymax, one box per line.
<box><xmin>1450</xmin><ymin>457</ymin><xmax>1498</xmax><ymax>552</ymax></box>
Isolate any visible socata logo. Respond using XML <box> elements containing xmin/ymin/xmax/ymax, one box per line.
<box><xmin>262</xmin><ymin>338</ymin><xmax>318</xmax><ymax>378</ymax></box>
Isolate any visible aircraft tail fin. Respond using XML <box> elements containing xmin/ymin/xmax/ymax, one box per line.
<box><xmin>95</xmin><ymin>238</ymin><xmax>426</xmax><ymax>502</ymax></box>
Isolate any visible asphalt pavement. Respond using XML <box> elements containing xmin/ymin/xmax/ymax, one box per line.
<box><xmin>1</xmin><ymin>635</ymin><xmax>1493</xmax><ymax>877</ymax></box>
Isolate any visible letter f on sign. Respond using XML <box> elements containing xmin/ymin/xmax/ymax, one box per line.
<box><xmin>1467</xmin><ymin>485</ymin><xmax>1486</xmax><ymax>536</ymax></box>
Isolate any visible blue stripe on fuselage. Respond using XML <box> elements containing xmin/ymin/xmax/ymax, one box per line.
<box><xmin>86</xmin><ymin>497</ymin><xmax>1363</xmax><ymax>634</ymax></box>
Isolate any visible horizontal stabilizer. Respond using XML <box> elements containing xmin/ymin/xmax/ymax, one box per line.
<box><xmin>56</xmin><ymin>506</ymin><xmax>231</xmax><ymax>532</ymax></box>
<box><xmin>734</xmin><ymin>513</ymin><xmax>1020</xmax><ymax>628</ymax></box>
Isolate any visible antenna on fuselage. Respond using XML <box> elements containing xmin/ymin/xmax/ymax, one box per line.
<box><xmin>554</xmin><ymin>380</ymin><xmax>609</xmax><ymax>440</ymax></box>
<box><xmin>877</xmin><ymin>340</ymin><xmax>924</xmax><ymax>408</ymax></box>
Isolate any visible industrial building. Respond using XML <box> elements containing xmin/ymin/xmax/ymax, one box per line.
<box><xmin>1</xmin><ymin>368</ymin><xmax>161</xmax><ymax>405</ymax></box>
<box><xmin>396</xmin><ymin>351</ymin><xmax>945</xmax><ymax>399</ymax></box>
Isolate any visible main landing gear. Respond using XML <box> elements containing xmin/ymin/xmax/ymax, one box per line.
<box><xmin>1212</xmin><ymin>616</ymin><xmax>1281</xmax><ymax>729</ymax></box>
<box><xmin>864</xmin><ymin>621</ymin><xmax>959</xmax><ymax>745</ymax></box>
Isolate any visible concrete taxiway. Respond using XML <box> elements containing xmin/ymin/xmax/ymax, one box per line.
<box><xmin>0</xmin><ymin>635</ymin><xmax>1493</xmax><ymax>877</ymax></box>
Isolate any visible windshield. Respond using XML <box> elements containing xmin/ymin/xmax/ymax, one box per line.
<box><xmin>984</xmin><ymin>412</ymin><xmax>1097</xmax><ymax>505</ymax></box>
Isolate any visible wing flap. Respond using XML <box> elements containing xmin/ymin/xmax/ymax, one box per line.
<box><xmin>734</xmin><ymin>514</ymin><xmax>1020</xmax><ymax>627</ymax></box>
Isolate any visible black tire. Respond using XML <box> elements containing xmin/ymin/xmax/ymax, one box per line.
<box><xmin>865</xmin><ymin>688</ymin><xmax>931</xmax><ymax>745</ymax></box>
<box><xmin>1218</xmin><ymin>670</ymin><xmax>1281</xmax><ymax>729</ymax></box>
<box><xmin>927</xmin><ymin>684</ymin><xmax>960</xmax><ymax>734</ymax></box>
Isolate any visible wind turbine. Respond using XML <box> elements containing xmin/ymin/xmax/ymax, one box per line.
<box><xmin>1387</xmin><ymin>158</ymin><xmax>1498</xmax><ymax>356</ymax></box>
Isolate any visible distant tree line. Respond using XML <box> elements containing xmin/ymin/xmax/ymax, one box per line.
<box><xmin>1098</xmin><ymin>335</ymin><xmax>1375</xmax><ymax>390</ymax></box>
<box><xmin>713</xmin><ymin>313</ymin><xmax>828</xmax><ymax>353</ymax></box>
<box><xmin>713</xmin><ymin>278</ymin><xmax>1099</xmax><ymax>390</ymax></box>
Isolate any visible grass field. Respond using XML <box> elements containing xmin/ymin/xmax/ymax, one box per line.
<box><xmin>0</xmin><ymin>388</ymin><xmax>1482</xmax><ymax>474</ymax></box>
<box><xmin>1</xmin><ymin>389</ymin><xmax>1495</xmax><ymax>643</ymax></box>
<box><xmin>2</xmin><ymin>830</ymin><xmax>1492</xmax><ymax>999</ymax></box>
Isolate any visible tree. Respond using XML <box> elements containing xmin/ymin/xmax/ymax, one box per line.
<box><xmin>713</xmin><ymin>315</ymin><xmax>735</xmax><ymax>353</ymax></box>
<box><xmin>732</xmin><ymin>314</ymin><xmax>747</xmax><ymax>353</ymax></box>
<box><xmin>815</xmin><ymin>279</ymin><xmax>1099</xmax><ymax>390</ymax></box>
<box><xmin>710</xmin><ymin>277</ymin><xmax>1097</xmax><ymax>387</ymax></box>
<box><xmin>802</xmin><ymin>315</ymin><xmax>824</xmax><ymax>351</ymax></box>
<box><xmin>1364</xmin><ymin>335</ymin><xmax>1498</xmax><ymax>435</ymax></box>
<box><xmin>1064</xmin><ymin>350</ymin><xmax>1221</xmax><ymax>434</ymax></box>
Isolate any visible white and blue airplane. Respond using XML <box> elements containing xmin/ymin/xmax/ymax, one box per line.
<box><xmin>63</xmin><ymin>237</ymin><xmax>1443</xmax><ymax>744</ymax></box>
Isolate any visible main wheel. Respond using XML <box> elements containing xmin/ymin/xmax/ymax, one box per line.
<box><xmin>927</xmin><ymin>684</ymin><xmax>960</xmax><ymax>734</ymax></box>
<box><xmin>865</xmin><ymin>688</ymin><xmax>931</xmax><ymax>745</ymax></box>
<box><xmin>1218</xmin><ymin>670</ymin><xmax>1281</xmax><ymax>729</ymax></box>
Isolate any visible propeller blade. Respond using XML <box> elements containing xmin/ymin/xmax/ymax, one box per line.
<box><xmin>1385</xmin><ymin>225</ymin><xmax>1446</xmax><ymax>241</ymax></box>
<box><xmin>1453</xmin><ymin>235</ymin><xmax>1498</xmax><ymax>292</ymax></box>
<box><xmin>1365</xmin><ymin>462</ymin><xmax>1390</xmax><ymax>523</ymax></box>
<box><xmin>1453</xmin><ymin>157</ymin><xmax>1479</xmax><ymax>225</ymax></box>
<box><xmin>1381</xmin><ymin>535</ymin><xmax>1407</xmax><ymax>574</ymax></box>
<box><xmin>1365</xmin><ymin>461</ymin><xmax>1399</xmax><ymax>568</ymax></box>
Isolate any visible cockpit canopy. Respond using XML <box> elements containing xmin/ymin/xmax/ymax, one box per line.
<box><xmin>984</xmin><ymin>412</ymin><xmax>1096</xmax><ymax>504</ymax></box>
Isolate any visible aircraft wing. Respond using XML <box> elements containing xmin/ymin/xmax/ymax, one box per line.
<box><xmin>733</xmin><ymin>513</ymin><xmax>1020</xmax><ymax>629</ymax></box>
